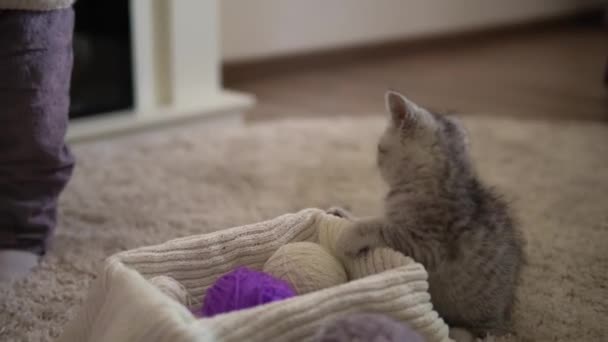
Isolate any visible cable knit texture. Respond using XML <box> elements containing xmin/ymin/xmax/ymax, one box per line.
<box><xmin>57</xmin><ymin>209</ymin><xmax>451</xmax><ymax>342</ymax></box>
<box><xmin>0</xmin><ymin>0</ymin><xmax>74</xmax><ymax>11</ymax></box>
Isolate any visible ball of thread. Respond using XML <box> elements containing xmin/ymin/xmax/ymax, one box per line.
<box><xmin>201</xmin><ymin>266</ymin><xmax>295</xmax><ymax>317</ymax></box>
<box><xmin>263</xmin><ymin>242</ymin><xmax>347</xmax><ymax>295</ymax></box>
<box><xmin>314</xmin><ymin>313</ymin><xmax>425</xmax><ymax>342</ymax></box>
<box><xmin>150</xmin><ymin>275</ymin><xmax>192</xmax><ymax>306</ymax></box>
<box><xmin>316</xmin><ymin>214</ymin><xmax>351</xmax><ymax>256</ymax></box>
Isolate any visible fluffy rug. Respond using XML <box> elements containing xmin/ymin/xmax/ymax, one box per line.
<box><xmin>1</xmin><ymin>114</ymin><xmax>607</xmax><ymax>341</ymax></box>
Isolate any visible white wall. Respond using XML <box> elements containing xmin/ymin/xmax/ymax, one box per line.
<box><xmin>221</xmin><ymin>0</ymin><xmax>603</xmax><ymax>62</ymax></box>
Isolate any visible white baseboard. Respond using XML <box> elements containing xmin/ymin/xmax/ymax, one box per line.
<box><xmin>67</xmin><ymin>90</ymin><xmax>255</xmax><ymax>142</ymax></box>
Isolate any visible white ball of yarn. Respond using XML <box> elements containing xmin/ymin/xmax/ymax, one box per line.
<box><xmin>263</xmin><ymin>242</ymin><xmax>348</xmax><ymax>295</ymax></box>
<box><xmin>316</xmin><ymin>214</ymin><xmax>351</xmax><ymax>256</ymax></box>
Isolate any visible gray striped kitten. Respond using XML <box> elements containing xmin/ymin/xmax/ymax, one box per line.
<box><xmin>329</xmin><ymin>91</ymin><xmax>524</xmax><ymax>338</ymax></box>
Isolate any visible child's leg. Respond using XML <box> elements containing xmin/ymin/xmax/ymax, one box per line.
<box><xmin>0</xmin><ymin>9</ymin><xmax>75</xmax><ymax>280</ymax></box>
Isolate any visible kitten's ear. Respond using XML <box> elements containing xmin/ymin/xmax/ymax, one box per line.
<box><xmin>385</xmin><ymin>90</ymin><xmax>420</xmax><ymax>130</ymax></box>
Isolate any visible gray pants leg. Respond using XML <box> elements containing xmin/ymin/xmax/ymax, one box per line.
<box><xmin>0</xmin><ymin>9</ymin><xmax>75</xmax><ymax>255</ymax></box>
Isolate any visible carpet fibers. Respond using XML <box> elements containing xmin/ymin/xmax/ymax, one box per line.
<box><xmin>1</xmin><ymin>115</ymin><xmax>607</xmax><ymax>341</ymax></box>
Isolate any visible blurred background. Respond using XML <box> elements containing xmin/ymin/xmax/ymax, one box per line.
<box><xmin>68</xmin><ymin>0</ymin><xmax>606</xmax><ymax>133</ymax></box>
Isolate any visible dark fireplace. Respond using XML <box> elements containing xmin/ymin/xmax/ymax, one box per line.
<box><xmin>70</xmin><ymin>0</ymin><xmax>134</xmax><ymax>119</ymax></box>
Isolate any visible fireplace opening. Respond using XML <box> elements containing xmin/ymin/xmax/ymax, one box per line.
<box><xmin>70</xmin><ymin>0</ymin><xmax>134</xmax><ymax>119</ymax></box>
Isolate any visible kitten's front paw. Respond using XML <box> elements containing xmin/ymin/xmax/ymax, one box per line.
<box><xmin>449</xmin><ymin>328</ymin><xmax>476</xmax><ymax>342</ymax></box>
<box><xmin>326</xmin><ymin>206</ymin><xmax>354</xmax><ymax>220</ymax></box>
<box><xmin>335</xmin><ymin>224</ymin><xmax>383</xmax><ymax>259</ymax></box>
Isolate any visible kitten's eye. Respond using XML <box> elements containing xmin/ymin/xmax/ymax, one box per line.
<box><xmin>378</xmin><ymin>145</ymin><xmax>388</xmax><ymax>154</ymax></box>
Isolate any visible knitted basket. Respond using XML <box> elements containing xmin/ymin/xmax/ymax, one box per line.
<box><xmin>57</xmin><ymin>209</ymin><xmax>452</xmax><ymax>342</ymax></box>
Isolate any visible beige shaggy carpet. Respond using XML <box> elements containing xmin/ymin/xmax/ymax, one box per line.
<box><xmin>1</xmin><ymin>114</ymin><xmax>607</xmax><ymax>342</ymax></box>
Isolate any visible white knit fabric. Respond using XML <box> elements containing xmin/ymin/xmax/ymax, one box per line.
<box><xmin>57</xmin><ymin>209</ymin><xmax>452</xmax><ymax>342</ymax></box>
<box><xmin>0</xmin><ymin>0</ymin><xmax>75</xmax><ymax>11</ymax></box>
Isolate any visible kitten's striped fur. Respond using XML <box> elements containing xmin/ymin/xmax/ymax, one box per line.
<box><xmin>330</xmin><ymin>91</ymin><xmax>524</xmax><ymax>338</ymax></box>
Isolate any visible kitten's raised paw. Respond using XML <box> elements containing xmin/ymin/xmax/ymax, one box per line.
<box><xmin>336</xmin><ymin>235</ymin><xmax>370</xmax><ymax>259</ymax></box>
<box><xmin>335</xmin><ymin>224</ymin><xmax>383</xmax><ymax>259</ymax></box>
<box><xmin>326</xmin><ymin>206</ymin><xmax>354</xmax><ymax>220</ymax></box>
<box><xmin>449</xmin><ymin>328</ymin><xmax>476</xmax><ymax>342</ymax></box>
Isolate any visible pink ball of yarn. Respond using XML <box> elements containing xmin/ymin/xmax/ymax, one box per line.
<box><xmin>201</xmin><ymin>266</ymin><xmax>295</xmax><ymax>317</ymax></box>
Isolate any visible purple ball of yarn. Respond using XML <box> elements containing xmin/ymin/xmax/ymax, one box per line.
<box><xmin>314</xmin><ymin>313</ymin><xmax>424</xmax><ymax>342</ymax></box>
<box><xmin>201</xmin><ymin>266</ymin><xmax>295</xmax><ymax>317</ymax></box>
